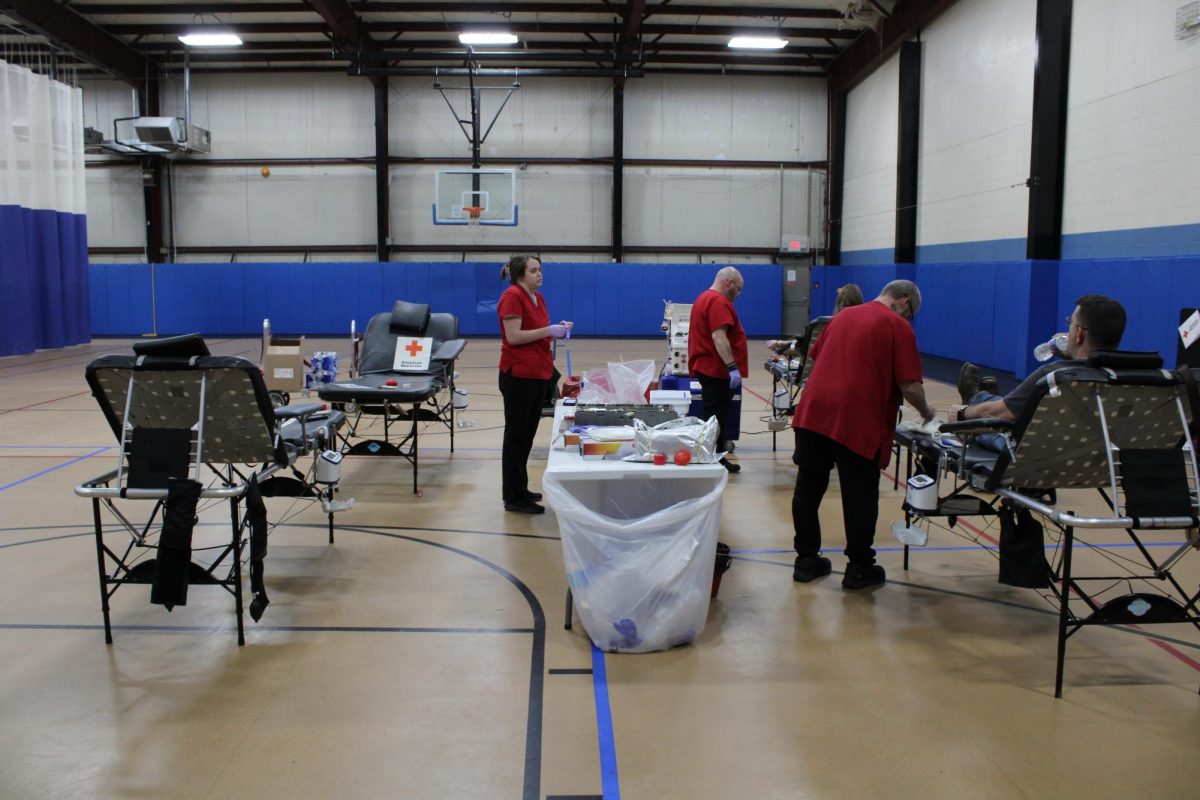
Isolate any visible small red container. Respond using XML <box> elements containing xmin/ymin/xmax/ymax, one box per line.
<box><xmin>652</xmin><ymin>452</ymin><xmax>667</xmax><ymax>466</ymax></box>
<box><xmin>560</xmin><ymin>375</ymin><xmax>582</xmax><ymax>398</ymax></box>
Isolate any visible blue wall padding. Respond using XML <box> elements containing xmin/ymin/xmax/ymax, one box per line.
<box><xmin>89</xmin><ymin>261</ymin><xmax>783</xmax><ymax>338</ymax></box>
<box><xmin>1</xmin><ymin>206</ymin><xmax>90</xmax><ymax>357</ymax></box>
<box><xmin>813</xmin><ymin>256</ymin><xmax>1194</xmax><ymax>377</ymax></box>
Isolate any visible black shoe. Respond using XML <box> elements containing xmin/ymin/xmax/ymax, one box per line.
<box><xmin>720</xmin><ymin>457</ymin><xmax>741</xmax><ymax>474</ymax></box>
<box><xmin>957</xmin><ymin>363</ymin><xmax>980</xmax><ymax>404</ymax></box>
<box><xmin>504</xmin><ymin>500</ymin><xmax>545</xmax><ymax>515</ymax></box>
<box><xmin>523</xmin><ymin>491</ymin><xmax>543</xmax><ymax>502</ymax></box>
<box><xmin>842</xmin><ymin>563</ymin><xmax>886</xmax><ymax>590</ymax></box>
<box><xmin>979</xmin><ymin>376</ymin><xmax>1000</xmax><ymax>395</ymax></box>
<box><xmin>793</xmin><ymin>556</ymin><xmax>832</xmax><ymax>583</ymax></box>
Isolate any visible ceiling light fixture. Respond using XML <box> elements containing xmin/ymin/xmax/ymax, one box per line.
<box><xmin>459</xmin><ymin>32</ymin><xmax>518</xmax><ymax>45</ymax></box>
<box><xmin>727</xmin><ymin>36</ymin><xmax>787</xmax><ymax>50</ymax></box>
<box><xmin>178</xmin><ymin>30</ymin><xmax>243</xmax><ymax>47</ymax></box>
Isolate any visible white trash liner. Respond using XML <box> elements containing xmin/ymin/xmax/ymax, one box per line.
<box><xmin>545</xmin><ymin>471</ymin><xmax>727</xmax><ymax>653</ymax></box>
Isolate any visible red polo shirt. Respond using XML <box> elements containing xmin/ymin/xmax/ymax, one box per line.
<box><xmin>792</xmin><ymin>300</ymin><xmax>923</xmax><ymax>468</ymax></box>
<box><xmin>497</xmin><ymin>285</ymin><xmax>554</xmax><ymax>379</ymax></box>
<box><xmin>688</xmin><ymin>289</ymin><xmax>749</xmax><ymax>379</ymax></box>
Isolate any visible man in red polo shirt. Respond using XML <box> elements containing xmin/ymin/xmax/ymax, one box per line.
<box><xmin>688</xmin><ymin>267</ymin><xmax>748</xmax><ymax>473</ymax></box>
<box><xmin>790</xmin><ymin>279</ymin><xmax>934</xmax><ymax>589</ymax></box>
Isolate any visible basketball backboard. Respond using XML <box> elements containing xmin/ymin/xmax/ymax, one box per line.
<box><xmin>433</xmin><ymin>168</ymin><xmax>518</xmax><ymax>226</ymax></box>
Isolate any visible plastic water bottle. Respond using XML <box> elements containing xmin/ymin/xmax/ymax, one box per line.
<box><xmin>1034</xmin><ymin>332</ymin><xmax>1070</xmax><ymax>362</ymax></box>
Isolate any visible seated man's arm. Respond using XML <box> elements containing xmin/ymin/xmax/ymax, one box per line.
<box><xmin>898</xmin><ymin>380</ymin><xmax>935</xmax><ymax>423</ymax></box>
<box><xmin>955</xmin><ymin>397</ymin><xmax>1015</xmax><ymax>421</ymax></box>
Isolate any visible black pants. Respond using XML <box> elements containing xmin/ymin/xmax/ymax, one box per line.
<box><xmin>695</xmin><ymin>373</ymin><xmax>734</xmax><ymax>453</ymax></box>
<box><xmin>499</xmin><ymin>369</ymin><xmax>547</xmax><ymax>502</ymax></box>
<box><xmin>791</xmin><ymin>427</ymin><xmax>881</xmax><ymax>566</ymax></box>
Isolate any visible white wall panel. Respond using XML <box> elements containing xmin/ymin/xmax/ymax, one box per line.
<box><xmin>83</xmin><ymin>165</ymin><xmax>143</xmax><ymax>248</ymax></box>
<box><xmin>167</xmin><ymin>74</ymin><xmax>375</xmax><ymax>158</ymax></box>
<box><xmin>842</xmin><ymin>57</ymin><xmax>899</xmax><ymax>253</ymax></box>
<box><xmin>626</xmin><ymin>74</ymin><xmax>826</xmax><ymax>161</ymax></box>
<box><xmin>172</xmin><ymin>165</ymin><xmax>376</xmax><ymax>247</ymax></box>
<box><xmin>1064</xmin><ymin>0</ymin><xmax>1200</xmax><ymax>234</ymax></box>
<box><xmin>916</xmin><ymin>0</ymin><xmax>1036</xmax><ymax>247</ymax></box>
<box><xmin>387</xmin><ymin>76</ymin><xmax>612</xmax><ymax>158</ymax></box>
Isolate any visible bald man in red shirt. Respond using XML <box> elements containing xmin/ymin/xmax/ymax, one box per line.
<box><xmin>790</xmin><ymin>280</ymin><xmax>934</xmax><ymax>590</ymax></box>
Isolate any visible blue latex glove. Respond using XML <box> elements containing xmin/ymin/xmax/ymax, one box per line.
<box><xmin>548</xmin><ymin>324</ymin><xmax>569</xmax><ymax>339</ymax></box>
<box><xmin>728</xmin><ymin>369</ymin><xmax>742</xmax><ymax>390</ymax></box>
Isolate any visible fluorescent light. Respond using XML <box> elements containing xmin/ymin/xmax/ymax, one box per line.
<box><xmin>459</xmin><ymin>32</ymin><xmax>518</xmax><ymax>45</ymax></box>
<box><xmin>178</xmin><ymin>31</ymin><xmax>243</xmax><ymax>47</ymax></box>
<box><xmin>728</xmin><ymin>36</ymin><xmax>787</xmax><ymax>49</ymax></box>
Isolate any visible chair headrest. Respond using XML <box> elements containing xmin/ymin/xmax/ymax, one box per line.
<box><xmin>390</xmin><ymin>301</ymin><xmax>431</xmax><ymax>333</ymax></box>
<box><xmin>1085</xmin><ymin>350</ymin><xmax>1163</xmax><ymax>370</ymax></box>
<box><xmin>132</xmin><ymin>333</ymin><xmax>210</xmax><ymax>357</ymax></box>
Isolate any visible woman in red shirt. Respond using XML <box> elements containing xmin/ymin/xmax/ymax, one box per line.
<box><xmin>497</xmin><ymin>255</ymin><xmax>572</xmax><ymax>514</ymax></box>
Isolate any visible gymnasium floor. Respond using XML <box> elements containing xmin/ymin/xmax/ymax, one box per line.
<box><xmin>1</xmin><ymin>335</ymin><xmax>1198</xmax><ymax>799</ymax></box>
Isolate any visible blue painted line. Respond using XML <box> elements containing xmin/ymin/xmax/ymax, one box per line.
<box><xmin>590</xmin><ymin>643</ymin><xmax>621</xmax><ymax>800</ymax></box>
<box><xmin>732</xmin><ymin>542</ymin><xmax>1187</xmax><ymax>555</ymax></box>
<box><xmin>0</xmin><ymin>447</ymin><xmax>110</xmax><ymax>492</ymax></box>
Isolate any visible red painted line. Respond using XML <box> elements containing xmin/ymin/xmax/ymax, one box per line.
<box><xmin>0</xmin><ymin>390</ymin><xmax>91</xmax><ymax>416</ymax></box>
<box><xmin>742</xmin><ymin>385</ymin><xmax>770</xmax><ymax>404</ymax></box>
<box><xmin>1140</xmin><ymin>633</ymin><xmax>1200</xmax><ymax>673</ymax></box>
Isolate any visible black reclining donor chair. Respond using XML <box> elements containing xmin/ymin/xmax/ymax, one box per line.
<box><xmin>894</xmin><ymin>352</ymin><xmax>1200</xmax><ymax>696</ymax></box>
<box><xmin>75</xmin><ymin>334</ymin><xmax>350</xmax><ymax>646</ymax></box>
<box><xmin>318</xmin><ymin>301</ymin><xmax>467</xmax><ymax>495</ymax></box>
<box><xmin>763</xmin><ymin>315</ymin><xmax>831</xmax><ymax>451</ymax></box>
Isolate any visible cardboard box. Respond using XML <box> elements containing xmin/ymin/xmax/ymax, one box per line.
<box><xmin>264</xmin><ymin>336</ymin><xmax>305</xmax><ymax>391</ymax></box>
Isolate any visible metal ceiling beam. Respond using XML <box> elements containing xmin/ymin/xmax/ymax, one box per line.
<box><xmin>0</xmin><ymin>0</ymin><xmax>154</xmax><ymax>88</ymax></box>
<box><xmin>826</xmin><ymin>0</ymin><xmax>959</xmax><ymax>90</ymax></box>
<box><xmin>70</xmin><ymin>3</ymin><xmax>846</xmax><ymax>19</ymax></box>
<box><xmin>103</xmin><ymin>21</ymin><xmax>859</xmax><ymax>40</ymax></box>
<box><xmin>130</xmin><ymin>39</ymin><xmax>839</xmax><ymax>56</ymax></box>
<box><xmin>304</xmin><ymin>0</ymin><xmax>378</xmax><ymax>51</ymax></box>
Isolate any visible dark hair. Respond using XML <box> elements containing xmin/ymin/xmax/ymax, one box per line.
<box><xmin>501</xmin><ymin>254</ymin><xmax>539</xmax><ymax>285</ymax></box>
<box><xmin>1075</xmin><ymin>294</ymin><xmax>1126</xmax><ymax>351</ymax></box>
<box><xmin>834</xmin><ymin>283</ymin><xmax>863</xmax><ymax>313</ymax></box>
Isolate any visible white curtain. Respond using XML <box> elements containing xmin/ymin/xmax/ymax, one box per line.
<box><xmin>0</xmin><ymin>59</ymin><xmax>89</xmax><ymax>356</ymax></box>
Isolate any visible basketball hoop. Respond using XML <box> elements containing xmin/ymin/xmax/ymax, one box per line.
<box><xmin>462</xmin><ymin>206</ymin><xmax>484</xmax><ymax>226</ymax></box>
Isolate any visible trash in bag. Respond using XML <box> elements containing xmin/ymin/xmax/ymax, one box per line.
<box><xmin>624</xmin><ymin>416</ymin><xmax>720</xmax><ymax>463</ymax></box>
<box><xmin>577</xmin><ymin>359</ymin><xmax>657</xmax><ymax>405</ymax></box>
<box><xmin>546</xmin><ymin>471</ymin><xmax>728</xmax><ymax>653</ymax></box>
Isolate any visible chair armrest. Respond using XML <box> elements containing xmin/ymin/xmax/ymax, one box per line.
<box><xmin>275</xmin><ymin>402</ymin><xmax>325</xmax><ymax>420</ymax></box>
<box><xmin>431</xmin><ymin>339</ymin><xmax>467</xmax><ymax>362</ymax></box>
<box><xmin>939</xmin><ymin>417</ymin><xmax>1014</xmax><ymax>435</ymax></box>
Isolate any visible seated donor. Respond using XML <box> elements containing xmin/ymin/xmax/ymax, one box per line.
<box><xmin>791</xmin><ymin>280</ymin><xmax>935</xmax><ymax>591</ymax></box>
<box><xmin>951</xmin><ymin>294</ymin><xmax>1127</xmax><ymax>428</ymax></box>
<box><xmin>767</xmin><ymin>283</ymin><xmax>863</xmax><ymax>356</ymax></box>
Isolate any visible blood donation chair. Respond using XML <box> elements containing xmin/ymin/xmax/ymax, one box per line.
<box><xmin>893</xmin><ymin>351</ymin><xmax>1200</xmax><ymax>696</ymax></box>
<box><xmin>317</xmin><ymin>300</ymin><xmax>467</xmax><ymax>495</ymax></box>
<box><xmin>763</xmin><ymin>315</ymin><xmax>831</xmax><ymax>451</ymax></box>
<box><xmin>75</xmin><ymin>334</ymin><xmax>350</xmax><ymax>646</ymax></box>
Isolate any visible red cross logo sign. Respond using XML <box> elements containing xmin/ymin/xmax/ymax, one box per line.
<box><xmin>405</xmin><ymin>339</ymin><xmax>424</xmax><ymax>357</ymax></box>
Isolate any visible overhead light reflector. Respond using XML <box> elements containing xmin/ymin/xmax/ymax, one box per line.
<box><xmin>459</xmin><ymin>32</ymin><xmax>518</xmax><ymax>45</ymax></box>
<box><xmin>178</xmin><ymin>31</ymin><xmax>243</xmax><ymax>47</ymax></box>
<box><xmin>728</xmin><ymin>36</ymin><xmax>787</xmax><ymax>49</ymax></box>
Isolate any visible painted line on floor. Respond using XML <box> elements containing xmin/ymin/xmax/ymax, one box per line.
<box><xmin>0</xmin><ymin>447</ymin><xmax>110</xmax><ymax>493</ymax></box>
<box><xmin>0</xmin><ymin>623</ymin><xmax>535</xmax><ymax>635</ymax></box>
<box><xmin>0</xmin><ymin>390</ymin><xmax>92</xmax><ymax>415</ymax></box>
<box><xmin>549</xmin><ymin>668</ymin><xmax>594</xmax><ymax>675</ymax></box>
<box><xmin>590</xmin><ymin>643</ymin><xmax>621</xmax><ymax>800</ymax></box>
<box><xmin>735</xmin><ymin>553</ymin><xmax>1200</xmax><ymax>656</ymax></box>
<box><xmin>732</xmin><ymin>541</ymin><xmax>1188</xmax><ymax>555</ymax></box>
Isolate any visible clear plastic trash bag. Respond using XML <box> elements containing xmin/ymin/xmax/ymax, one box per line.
<box><xmin>545</xmin><ymin>471</ymin><xmax>728</xmax><ymax>653</ymax></box>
